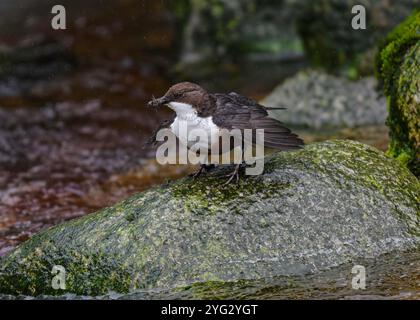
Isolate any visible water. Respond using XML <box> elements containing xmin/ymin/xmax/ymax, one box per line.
<box><xmin>0</xmin><ymin>0</ymin><xmax>186</xmax><ymax>256</ymax></box>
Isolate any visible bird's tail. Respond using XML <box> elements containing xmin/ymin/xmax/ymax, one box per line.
<box><xmin>264</xmin><ymin>106</ymin><xmax>287</xmax><ymax>110</ymax></box>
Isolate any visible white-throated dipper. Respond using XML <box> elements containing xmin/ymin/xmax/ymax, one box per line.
<box><xmin>147</xmin><ymin>82</ymin><xmax>303</xmax><ymax>184</ymax></box>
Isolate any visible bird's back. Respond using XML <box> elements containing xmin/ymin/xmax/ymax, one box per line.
<box><xmin>211</xmin><ymin>92</ymin><xmax>304</xmax><ymax>151</ymax></box>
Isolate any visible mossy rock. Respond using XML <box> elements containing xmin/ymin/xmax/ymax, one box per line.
<box><xmin>376</xmin><ymin>10</ymin><xmax>420</xmax><ymax>176</ymax></box>
<box><xmin>0</xmin><ymin>140</ymin><xmax>419</xmax><ymax>296</ymax></box>
<box><xmin>261</xmin><ymin>70</ymin><xmax>386</xmax><ymax>129</ymax></box>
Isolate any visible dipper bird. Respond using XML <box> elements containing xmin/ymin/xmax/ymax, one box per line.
<box><xmin>147</xmin><ymin>82</ymin><xmax>303</xmax><ymax>184</ymax></box>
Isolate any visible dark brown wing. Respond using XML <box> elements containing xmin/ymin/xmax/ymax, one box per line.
<box><xmin>226</xmin><ymin>92</ymin><xmax>287</xmax><ymax>110</ymax></box>
<box><xmin>212</xmin><ymin>93</ymin><xmax>303</xmax><ymax>150</ymax></box>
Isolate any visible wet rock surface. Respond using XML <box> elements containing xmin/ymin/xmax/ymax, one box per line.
<box><xmin>261</xmin><ymin>70</ymin><xmax>387</xmax><ymax>129</ymax></box>
<box><xmin>0</xmin><ymin>140</ymin><xmax>418</xmax><ymax>296</ymax></box>
<box><xmin>1</xmin><ymin>249</ymin><xmax>419</xmax><ymax>300</ymax></box>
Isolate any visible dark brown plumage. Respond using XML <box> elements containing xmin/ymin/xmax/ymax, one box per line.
<box><xmin>212</xmin><ymin>92</ymin><xmax>303</xmax><ymax>150</ymax></box>
<box><xmin>147</xmin><ymin>82</ymin><xmax>304</xmax><ymax>151</ymax></box>
<box><xmin>146</xmin><ymin>82</ymin><xmax>304</xmax><ymax>183</ymax></box>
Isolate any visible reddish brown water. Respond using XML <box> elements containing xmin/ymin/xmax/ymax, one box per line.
<box><xmin>0</xmin><ymin>0</ymin><xmax>188</xmax><ymax>256</ymax></box>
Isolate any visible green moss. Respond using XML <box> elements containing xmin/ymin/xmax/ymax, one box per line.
<box><xmin>376</xmin><ymin>11</ymin><xmax>420</xmax><ymax>176</ymax></box>
<box><xmin>170</xmin><ymin>175</ymin><xmax>287</xmax><ymax>214</ymax></box>
<box><xmin>376</xmin><ymin>10</ymin><xmax>420</xmax><ymax>94</ymax></box>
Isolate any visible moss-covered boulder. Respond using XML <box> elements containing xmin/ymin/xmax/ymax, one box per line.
<box><xmin>1</xmin><ymin>140</ymin><xmax>419</xmax><ymax>296</ymax></box>
<box><xmin>376</xmin><ymin>10</ymin><xmax>420</xmax><ymax>177</ymax></box>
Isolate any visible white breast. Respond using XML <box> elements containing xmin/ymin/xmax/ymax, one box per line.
<box><xmin>168</xmin><ymin>102</ymin><xmax>220</xmax><ymax>151</ymax></box>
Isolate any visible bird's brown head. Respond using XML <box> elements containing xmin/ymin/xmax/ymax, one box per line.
<box><xmin>147</xmin><ymin>82</ymin><xmax>215</xmax><ymax>116</ymax></box>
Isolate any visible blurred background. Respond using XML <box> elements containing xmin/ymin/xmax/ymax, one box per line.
<box><xmin>0</xmin><ymin>0</ymin><xmax>418</xmax><ymax>256</ymax></box>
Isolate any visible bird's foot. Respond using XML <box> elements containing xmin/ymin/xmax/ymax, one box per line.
<box><xmin>190</xmin><ymin>164</ymin><xmax>215</xmax><ymax>180</ymax></box>
<box><xmin>223</xmin><ymin>163</ymin><xmax>245</xmax><ymax>185</ymax></box>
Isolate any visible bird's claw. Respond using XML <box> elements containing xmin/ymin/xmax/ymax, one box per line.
<box><xmin>223</xmin><ymin>164</ymin><xmax>243</xmax><ymax>185</ymax></box>
<box><xmin>223</xmin><ymin>171</ymin><xmax>239</xmax><ymax>185</ymax></box>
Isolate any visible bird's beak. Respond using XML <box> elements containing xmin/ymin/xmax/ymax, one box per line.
<box><xmin>147</xmin><ymin>96</ymin><xmax>169</xmax><ymax>108</ymax></box>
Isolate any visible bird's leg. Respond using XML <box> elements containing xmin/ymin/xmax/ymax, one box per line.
<box><xmin>223</xmin><ymin>163</ymin><xmax>246</xmax><ymax>185</ymax></box>
<box><xmin>223</xmin><ymin>148</ymin><xmax>246</xmax><ymax>185</ymax></box>
<box><xmin>190</xmin><ymin>164</ymin><xmax>215</xmax><ymax>180</ymax></box>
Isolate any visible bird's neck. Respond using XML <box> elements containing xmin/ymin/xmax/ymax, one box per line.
<box><xmin>169</xmin><ymin>102</ymin><xmax>198</xmax><ymax>121</ymax></box>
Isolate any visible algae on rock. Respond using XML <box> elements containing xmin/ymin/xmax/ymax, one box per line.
<box><xmin>376</xmin><ymin>10</ymin><xmax>420</xmax><ymax>176</ymax></box>
<box><xmin>0</xmin><ymin>140</ymin><xmax>419</xmax><ymax>296</ymax></box>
